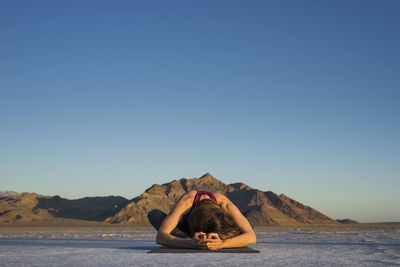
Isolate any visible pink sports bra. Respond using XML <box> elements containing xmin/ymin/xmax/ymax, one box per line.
<box><xmin>192</xmin><ymin>190</ymin><xmax>217</xmax><ymax>206</ymax></box>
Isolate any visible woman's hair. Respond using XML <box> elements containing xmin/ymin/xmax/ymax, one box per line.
<box><xmin>187</xmin><ymin>199</ymin><xmax>241</xmax><ymax>240</ymax></box>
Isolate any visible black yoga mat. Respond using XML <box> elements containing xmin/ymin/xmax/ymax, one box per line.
<box><xmin>147</xmin><ymin>247</ymin><xmax>260</xmax><ymax>253</ymax></box>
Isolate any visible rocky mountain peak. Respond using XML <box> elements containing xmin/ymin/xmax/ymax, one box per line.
<box><xmin>199</xmin><ymin>172</ymin><xmax>214</xmax><ymax>179</ymax></box>
<box><xmin>105</xmin><ymin>174</ymin><xmax>339</xmax><ymax>226</ymax></box>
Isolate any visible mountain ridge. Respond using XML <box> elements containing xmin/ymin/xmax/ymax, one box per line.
<box><xmin>1</xmin><ymin>173</ymin><xmax>343</xmax><ymax>226</ymax></box>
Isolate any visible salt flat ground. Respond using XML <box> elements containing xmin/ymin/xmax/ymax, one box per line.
<box><xmin>0</xmin><ymin>227</ymin><xmax>399</xmax><ymax>266</ymax></box>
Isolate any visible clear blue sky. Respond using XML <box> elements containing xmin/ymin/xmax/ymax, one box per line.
<box><xmin>1</xmin><ymin>1</ymin><xmax>399</xmax><ymax>223</ymax></box>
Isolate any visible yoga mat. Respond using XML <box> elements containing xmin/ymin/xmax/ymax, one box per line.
<box><xmin>147</xmin><ymin>247</ymin><xmax>260</xmax><ymax>253</ymax></box>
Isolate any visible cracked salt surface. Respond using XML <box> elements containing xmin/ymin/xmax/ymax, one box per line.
<box><xmin>0</xmin><ymin>228</ymin><xmax>399</xmax><ymax>266</ymax></box>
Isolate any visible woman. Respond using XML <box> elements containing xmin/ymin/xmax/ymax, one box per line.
<box><xmin>148</xmin><ymin>190</ymin><xmax>256</xmax><ymax>250</ymax></box>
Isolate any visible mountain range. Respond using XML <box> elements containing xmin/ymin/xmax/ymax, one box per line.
<box><xmin>0</xmin><ymin>173</ymin><xmax>347</xmax><ymax>226</ymax></box>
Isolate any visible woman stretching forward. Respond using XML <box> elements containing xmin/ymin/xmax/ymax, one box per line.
<box><xmin>148</xmin><ymin>190</ymin><xmax>256</xmax><ymax>250</ymax></box>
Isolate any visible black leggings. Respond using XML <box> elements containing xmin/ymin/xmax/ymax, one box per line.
<box><xmin>147</xmin><ymin>209</ymin><xmax>190</xmax><ymax>238</ymax></box>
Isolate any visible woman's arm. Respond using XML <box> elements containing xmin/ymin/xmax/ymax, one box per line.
<box><xmin>215</xmin><ymin>193</ymin><xmax>257</xmax><ymax>248</ymax></box>
<box><xmin>156</xmin><ymin>190</ymin><xmax>206</xmax><ymax>249</ymax></box>
<box><xmin>156</xmin><ymin>231</ymin><xmax>206</xmax><ymax>249</ymax></box>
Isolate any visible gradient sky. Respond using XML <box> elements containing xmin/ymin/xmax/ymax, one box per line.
<box><xmin>1</xmin><ymin>1</ymin><xmax>399</xmax><ymax>223</ymax></box>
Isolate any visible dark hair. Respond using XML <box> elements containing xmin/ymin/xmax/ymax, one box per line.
<box><xmin>187</xmin><ymin>199</ymin><xmax>241</xmax><ymax>240</ymax></box>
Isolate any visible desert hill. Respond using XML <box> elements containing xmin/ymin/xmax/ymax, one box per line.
<box><xmin>0</xmin><ymin>192</ymin><xmax>128</xmax><ymax>224</ymax></box>
<box><xmin>0</xmin><ymin>193</ymin><xmax>55</xmax><ymax>223</ymax></box>
<box><xmin>0</xmin><ymin>190</ymin><xmax>19</xmax><ymax>198</ymax></box>
<box><xmin>106</xmin><ymin>173</ymin><xmax>338</xmax><ymax>226</ymax></box>
<box><xmin>1</xmin><ymin>173</ymin><xmax>341</xmax><ymax>226</ymax></box>
<box><xmin>337</xmin><ymin>219</ymin><xmax>358</xmax><ymax>224</ymax></box>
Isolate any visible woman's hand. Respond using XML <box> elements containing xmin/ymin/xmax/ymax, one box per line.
<box><xmin>203</xmin><ymin>233</ymin><xmax>223</xmax><ymax>250</ymax></box>
<box><xmin>189</xmin><ymin>232</ymin><xmax>207</xmax><ymax>249</ymax></box>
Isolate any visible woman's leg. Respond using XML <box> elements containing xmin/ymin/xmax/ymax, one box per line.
<box><xmin>147</xmin><ymin>209</ymin><xmax>167</xmax><ymax>231</ymax></box>
<box><xmin>147</xmin><ymin>209</ymin><xmax>189</xmax><ymax>238</ymax></box>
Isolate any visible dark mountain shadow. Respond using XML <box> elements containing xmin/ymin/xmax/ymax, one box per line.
<box><xmin>36</xmin><ymin>196</ymin><xmax>129</xmax><ymax>221</ymax></box>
